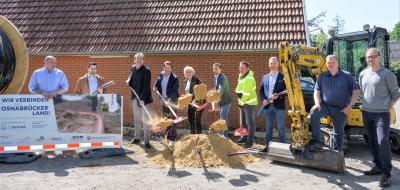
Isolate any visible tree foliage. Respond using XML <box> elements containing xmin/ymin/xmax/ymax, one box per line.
<box><xmin>390</xmin><ymin>22</ymin><xmax>400</xmax><ymax>41</ymax></box>
<box><xmin>391</xmin><ymin>61</ymin><xmax>400</xmax><ymax>84</ymax></box>
<box><xmin>307</xmin><ymin>11</ymin><xmax>327</xmax><ymax>33</ymax></box>
<box><xmin>328</xmin><ymin>15</ymin><xmax>345</xmax><ymax>34</ymax></box>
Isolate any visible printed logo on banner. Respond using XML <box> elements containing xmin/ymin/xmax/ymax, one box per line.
<box><xmin>71</xmin><ymin>135</ymin><xmax>84</xmax><ymax>141</ymax></box>
<box><xmin>16</xmin><ymin>137</ymin><xmax>32</xmax><ymax>144</ymax></box>
<box><xmin>36</xmin><ymin>136</ymin><xmax>46</xmax><ymax>142</ymax></box>
<box><xmin>50</xmin><ymin>137</ymin><xmax>64</xmax><ymax>142</ymax></box>
<box><xmin>0</xmin><ymin>135</ymin><xmax>10</xmax><ymax>142</ymax></box>
<box><xmin>86</xmin><ymin>136</ymin><xmax>114</xmax><ymax>141</ymax></box>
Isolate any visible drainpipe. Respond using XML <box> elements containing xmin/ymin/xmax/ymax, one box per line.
<box><xmin>302</xmin><ymin>0</ymin><xmax>312</xmax><ymax>46</ymax></box>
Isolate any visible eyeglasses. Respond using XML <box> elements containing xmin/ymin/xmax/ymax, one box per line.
<box><xmin>367</xmin><ymin>54</ymin><xmax>379</xmax><ymax>59</ymax></box>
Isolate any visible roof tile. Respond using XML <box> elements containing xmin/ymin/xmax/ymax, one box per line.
<box><xmin>1</xmin><ymin>0</ymin><xmax>306</xmax><ymax>53</ymax></box>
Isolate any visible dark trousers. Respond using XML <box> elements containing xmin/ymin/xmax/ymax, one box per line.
<box><xmin>162</xmin><ymin>105</ymin><xmax>177</xmax><ymax>141</ymax></box>
<box><xmin>242</xmin><ymin>105</ymin><xmax>257</xmax><ymax>146</ymax></box>
<box><xmin>362</xmin><ymin>111</ymin><xmax>392</xmax><ymax>177</ymax></box>
<box><xmin>310</xmin><ymin>103</ymin><xmax>347</xmax><ymax>150</ymax></box>
<box><xmin>188</xmin><ymin>104</ymin><xmax>204</xmax><ymax>134</ymax></box>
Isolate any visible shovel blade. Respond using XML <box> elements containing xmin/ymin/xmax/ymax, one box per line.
<box><xmin>234</xmin><ymin>128</ymin><xmax>248</xmax><ymax>136</ymax></box>
<box><xmin>173</xmin><ymin>117</ymin><xmax>187</xmax><ymax>124</ymax></box>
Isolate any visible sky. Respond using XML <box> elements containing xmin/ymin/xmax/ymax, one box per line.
<box><xmin>305</xmin><ymin>0</ymin><xmax>400</xmax><ymax>33</ymax></box>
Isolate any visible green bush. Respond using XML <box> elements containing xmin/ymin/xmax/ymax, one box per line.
<box><xmin>391</xmin><ymin>61</ymin><xmax>400</xmax><ymax>84</ymax></box>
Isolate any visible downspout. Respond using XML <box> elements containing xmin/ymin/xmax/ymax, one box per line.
<box><xmin>302</xmin><ymin>0</ymin><xmax>311</xmax><ymax>46</ymax></box>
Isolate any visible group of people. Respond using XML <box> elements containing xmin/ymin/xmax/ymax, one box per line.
<box><xmin>125</xmin><ymin>53</ymin><xmax>233</xmax><ymax>148</ymax></box>
<box><xmin>28</xmin><ymin>47</ymin><xmax>399</xmax><ymax>187</ymax></box>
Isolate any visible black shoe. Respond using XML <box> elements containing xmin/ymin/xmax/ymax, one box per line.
<box><xmin>309</xmin><ymin>141</ymin><xmax>323</xmax><ymax>150</ymax></box>
<box><xmin>243</xmin><ymin>143</ymin><xmax>253</xmax><ymax>148</ymax></box>
<box><xmin>236</xmin><ymin>138</ymin><xmax>246</xmax><ymax>144</ymax></box>
<box><xmin>379</xmin><ymin>174</ymin><xmax>391</xmax><ymax>187</ymax></box>
<box><xmin>260</xmin><ymin>146</ymin><xmax>269</xmax><ymax>153</ymax></box>
<box><xmin>144</xmin><ymin>143</ymin><xmax>152</xmax><ymax>149</ymax></box>
<box><xmin>363</xmin><ymin>167</ymin><xmax>381</xmax><ymax>176</ymax></box>
<box><xmin>130</xmin><ymin>139</ymin><xmax>140</xmax><ymax>144</ymax></box>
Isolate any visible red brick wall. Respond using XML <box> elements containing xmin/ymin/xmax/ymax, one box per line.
<box><xmin>21</xmin><ymin>52</ymin><xmax>289</xmax><ymax>131</ymax></box>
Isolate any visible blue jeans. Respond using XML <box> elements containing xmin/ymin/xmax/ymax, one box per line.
<box><xmin>362</xmin><ymin>111</ymin><xmax>392</xmax><ymax>177</ymax></box>
<box><xmin>242</xmin><ymin>105</ymin><xmax>257</xmax><ymax>145</ymax></box>
<box><xmin>310</xmin><ymin>103</ymin><xmax>347</xmax><ymax>150</ymax></box>
<box><xmin>219</xmin><ymin>103</ymin><xmax>231</xmax><ymax>136</ymax></box>
<box><xmin>264</xmin><ymin>105</ymin><xmax>285</xmax><ymax>145</ymax></box>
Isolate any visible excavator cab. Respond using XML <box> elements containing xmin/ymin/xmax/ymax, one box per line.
<box><xmin>325</xmin><ymin>26</ymin><xmax>390</xmax><ymax>80</ymax></box>
<box><xmin>322</xmin><ymin>26</ymin><xmax>400</xmax><ymax>153</ymax></box>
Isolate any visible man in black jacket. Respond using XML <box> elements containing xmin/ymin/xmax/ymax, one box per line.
<box><xmin>127</xmin><ymin>52</ymin><xmax>153</xmax><ymax>149</ymax></box>
<box><xmin>154</xmin><ymin>61</ymin><xmax>179</xmax><ymax>145</ymax></box>
<box><xmin>259</xmin><ymin>57</ymin><xmax>286</xmax><ymax>152</ymax></box>
<box><xmin>213</xmin><ymin>63</ymin><xmax>232</xmax><ymax>136</ymax></box>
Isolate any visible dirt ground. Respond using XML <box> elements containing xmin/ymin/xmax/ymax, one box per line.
<box><xmin>0</xmin><ymin>138</ymin><xmax>399</xmax><ymax>190</ymax></box>
<box><xmin>1</xmin><ymin>103</ymin><xmax>399</xmax><ymax>190</ymax></box>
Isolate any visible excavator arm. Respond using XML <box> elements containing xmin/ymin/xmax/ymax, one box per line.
<box><xmin>278</xmin><ymin>42</ymin><xmax>327</xmax><ymax>148</ymax></box>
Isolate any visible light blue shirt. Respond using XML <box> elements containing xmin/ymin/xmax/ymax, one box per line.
<box><xmin>88</xmin><ymin>75</ymin><xmax>98</xmax><ymax>94</ymax></box>
<box><xmin>268</xmin><ymin>72</ymin><xmax>278</xmax><ymax>98</ymax></box>
<box><xmin>161</xmin><ymin>73</ymin><xmax>170</xmax><ymax>98</ymax></box>
<box><xmin>28</xmin><ymin>67</ymin><xmax>69</xmax><ymax>93</ymax></box>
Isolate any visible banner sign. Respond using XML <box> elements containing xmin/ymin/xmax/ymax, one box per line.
<box><xmin>0</xmin><ymin>94</ymin><xmax>122</xmax><ymax>153</ymax></box>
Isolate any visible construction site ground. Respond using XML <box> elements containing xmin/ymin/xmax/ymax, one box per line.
<box><xmin>0</xmin><ymin>138</ymin><xmax>399</xmax><ymax>190</ymax></box>
<box><xmin>1</xmin><ymin>102</ymin><xmax>400</xmax><ymax>190</ymax></box>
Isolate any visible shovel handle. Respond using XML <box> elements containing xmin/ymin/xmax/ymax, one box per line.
<box><xmin>155</xmin><ymin>90</ymin><xmax>179</xmax><ymax>118</ymax></box>
<box><xmin>239</xmin><ymin>107</ymin><xmax>243</xmax><ymax>129</ymax></box>
<box><xmin>129</xmin><ymin>87</ymin><xmax>152</xmax><ymax>120</ymax></box>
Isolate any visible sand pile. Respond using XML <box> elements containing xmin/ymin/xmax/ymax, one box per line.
<box><xmin>151</xmin><ymin>117</ymin><xmax>174</xmax><ymax>133</ymax></box>
<box><xmin>209</xmin><ymin>119</ymin><xmax>227</xmax><ymax>132</ymax></box>
<box><xmin>177</xmin><ymin>94</ymin><xmax>193</xmax><ymax>109</ymax></box>
<box><xmin>206</xmin><ymin>89</ymin><xmax>220</xmax><ymax>103</ymax></box>
<box><xmin>150</xmin><ymin>134</ymin><xmax>258</xmax><ymax>168</ymax></box>
<box><xmin>193</xmin><ymin>84</ymin><xmax>207</xmax><ymax>100</ymax></box>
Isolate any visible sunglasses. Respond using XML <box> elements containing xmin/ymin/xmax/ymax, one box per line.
<box><xmin>367</xmin><ymin>54</ymin><xmax>379</xmax><ymax>59</ymax></box>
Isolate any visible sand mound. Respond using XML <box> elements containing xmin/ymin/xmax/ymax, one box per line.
<box><xmin>209</xmin><ymin>119</ymin><xmax>227</xmax><ymax>132</ymax></box>
<box><xmin>150</xmin><ymin>134</ymin><xmax>258</xmax><ymax>168</ymax></box>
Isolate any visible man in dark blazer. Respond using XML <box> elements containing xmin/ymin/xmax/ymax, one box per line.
<box><xmin>154</xmin><ymin>61</ymin><xmax>179</xmax><ymax>145</ymax></box>
<box><xmin>259</xmin><ymin>57</ymin><xmax>287</xmax><ymax>152</ymax></box>
<box><xmin>127</xmin><ymin>52</ymin><xmax>153</xmax><ymax>149</ymax></box>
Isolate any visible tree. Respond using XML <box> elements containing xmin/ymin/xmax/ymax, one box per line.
<box><xmin>390</xmin><ymin>22</ymin><xmax>400</xmax><ymax>41</ymax></box>
<box><xmin>328</xmin><ymin>15</ymin><xmax>345</xmax><ymax>34</ymax></box>
<box><xmin>308</xmin><ymin>11</ymin><xmax>328</xmax><ymax>49</ymax></box>
<box><xmin>307</xmin><ymin>11</ymin><xmax>327</xmax><ymax>33</ymax></box>
<box><xmin>311</xmin><ymin>30</ymin><xmax>328</xmax><ymax>49</ymax></box>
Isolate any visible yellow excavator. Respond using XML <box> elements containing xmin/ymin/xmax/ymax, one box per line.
<box><xmin>268</xmin><ymin>25</ymin><xmax>400</xmax><ymax>172</ymax></box>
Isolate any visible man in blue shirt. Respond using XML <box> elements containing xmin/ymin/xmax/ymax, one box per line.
<box><xmin>309</xmin><ymin>55</ymin><xmax>359</xmax><ymax>151</ymax></box>
<box><xmin>28</xmin><ymin>56</ymin><xmax>69</xmax><ymax>100</ymax></box>
<box><xmin>154</xmin><ymin>61</ymin><xmax>179</xmax><ymax>145</ymax></box>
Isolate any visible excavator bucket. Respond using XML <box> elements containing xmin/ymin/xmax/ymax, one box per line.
<box><xmin>267</xmin><ymin>142</ymin><xmax>345</xmax><ymax>173</ymax></box>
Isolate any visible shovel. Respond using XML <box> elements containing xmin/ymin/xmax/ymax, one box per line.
<box><xmin>234</xmin><ymin>107</ymin><xmax>248</xmax><ymax>136</ymax></box>
<box><xmin>129</xmin><ymin>86</ymin><xmax>152</xmax><ymax>120</ymax></box>
<box><xmin>227</xmin><ymin>147</ymin><xmax>266</xmax><ymax>157</ymax></box>
<box><xmin>90</xmin><ymin>80</ymin><xmax>116</xmax><ymax>95</ymax></box>
<box><xmin>155</xmin><ymin>90</ymin><xmax>187</xmax><ymax>124</ymax></box>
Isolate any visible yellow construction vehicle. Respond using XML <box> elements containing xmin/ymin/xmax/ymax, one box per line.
<box><xmin>267</xmin><ymin>42</ymin><xmax>346</xmax><ymax>173</ymax></box>
<box><xmin>268</xmin><ymin>26</ymin><xmax>400</xmax><ymax>172</ymax></box>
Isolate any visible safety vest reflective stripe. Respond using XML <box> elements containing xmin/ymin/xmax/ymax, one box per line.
<box><xmin>246</xmin><ymin>98</ymin><xmax>257</xmax><ymax>104</ymax></box>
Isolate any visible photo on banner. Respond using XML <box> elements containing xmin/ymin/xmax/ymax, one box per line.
<box><xmin>54</xmin><ymin>94</ymin><xmax>121</xmax><ymax>134</ymax></box>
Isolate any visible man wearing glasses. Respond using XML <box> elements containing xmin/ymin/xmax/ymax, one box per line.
<box><xmin>360</xmin><ymin>48</ymin><xmax>400</xmax><ymax>187</ymax></box>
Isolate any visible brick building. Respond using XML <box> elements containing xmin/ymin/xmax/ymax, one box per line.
<box><xmin>0</xmin><ymin>0</ymin><xmax>307</xmax><ymax>130</ymax></box>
